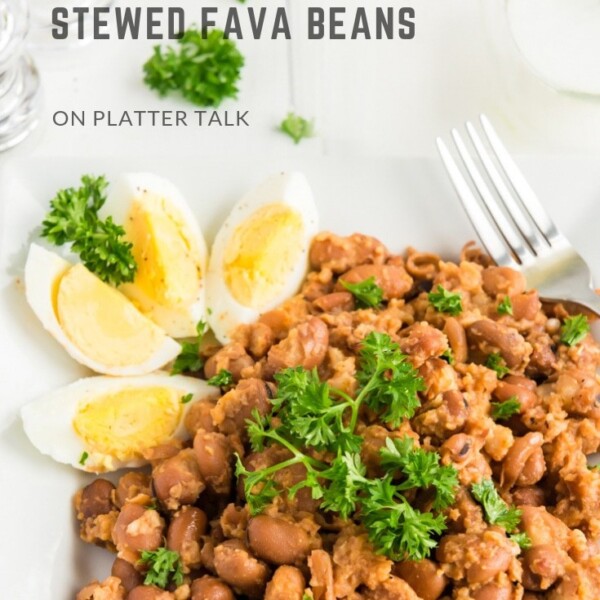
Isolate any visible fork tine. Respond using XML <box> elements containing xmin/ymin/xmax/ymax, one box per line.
<box><xmin>436</xmin><ymin>137</ymin><xmax>519</xmax><ymax>269</ymax></box>
<box><xmin>480</xmin><ymin>114</ymin><xmax>561</xmax><ymax>242</ymax></box>
<box><xmin>465</xmin><ymin>121</ymin><xmax>545</xmax><ymax>256</ymax></box>
<box><xmin>450</xmin><ymin>127</ymin><xmax>531</xmax><ymax>265</ymax></box>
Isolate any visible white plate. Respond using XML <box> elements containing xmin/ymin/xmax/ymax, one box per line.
<box><xmin>2</xmin><ymin>154</ymin><xmax>600</xmax><ymax>599</ymax></box>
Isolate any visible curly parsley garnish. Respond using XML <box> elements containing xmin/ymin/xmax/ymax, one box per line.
<box><xmin>359</xmin><ymin>477</ymin><xmax>447</xmax><ymax>561</ymax></box>
<box><xmin>340</xmin><ymin>276</ymin><xmax>384</xmax><ymax>309</ymax></box>
<box><xmin>144</xmin><ymin>28</ymin><xmax>244</xmax><ymax>107</ymax></box>
<box><xmin>560</xmin><ymin>314</ymin><xmax>590</xmax><ymax>347</ymax></box>
<box><xmin>280</xmin><ymin>112</ymin><xmax>314</xmax><ymax>144</ymax></box>
<box><xmin>428</xmin><ymin>285</ymin><xmax>462</xmax><ymax>316</ymax></box>
<box><xmin>356</xmin><ymin>332</ymin><xmax>425</xmax><ymax>427</ymax></box>
<box><xmin>236</xmin><ymin>332</ymin><xmax>455</xmax><ymax>561</ymax></box>
<box><xmin>471</xmin><ymin>478</ymin><xmax>521</xmax><ymax>532</ymax></box>
<box><xmin>380</xmin><ymin>437</ymin><xmax>459</xmax><ymax>511</ymax></box>
<box><xmin>486</xmin><ymin>352</ymin><xmax>510</xmax><ymax>379</ymax></box>
<box><xmin>497</xmin><ymin>296</ymin><xmax>513</xmax><ymax>316</ymax></box>
<box><xmin>139</xmin><ymin>547</ymin><xmax>184</xmax><ymax>589</ymax></box>
<box><xmin>171</xmin><ymin>320</ymin><xmax>207</xmax><ymax>376</ymax></box>
<box><xmin>207</xmin><ymin>369</ymin><xmax>234</xmax><ymax>387</ymax></box>
<box><xmin>491</xmin><ymin>396</ymin><xmax>521</xmax><ymax>421</ymax></box>
<box><xmin>272</xmin><ymin>367</ymin><xmax>361</xmax><ymax>453</ymax></box>
<box><xmin>41</xmin><ymin>175</ymin><xmax>136</xmax><ymax>286</ymax></box>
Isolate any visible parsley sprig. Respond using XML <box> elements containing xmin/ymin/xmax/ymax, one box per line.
<box><xmin>269</xmin><ymin>332</ymin><xmax>424</xmax><ymax>454</ymax></box>
<box><xmin>491</xmin><ymin>396</ymin><xmax>521</xmax><ymax>421</ymax></box>
<box><xmin>144</xmin><ymin>28</ymin><xmax>244</xmax><ymax>107</ymax></box>
<box><xmin>380</xmin><ymin>437</ymin><xmax>459</xmax><ymax>511</ymax></box>
<box><xmin>236</xmin><ymin>332</ymin><xmax>456</xmax><ymax>561</ymax></box>
<box><xmin>272</xmin><ymin>367</ymin><xmax>361</xmax><ymax>453</ymax></box>
<box><xmin>471</xmin><ymin>478</ymin><xmax>521</xmax><ymax>532</ymax></box>
<box><xmin>356</xmin><ymin>332</ymin><xmax>425</xmax><ymax>427</ymax></box>
<box><xmin>340</xmin><ymin>276</ymin><xmax>384</xmax><ymax>309</ymax></box>
<box><xmin>139</xmin><ymin>547</ymin><xmax>184</xmax><ymax>589</ymax></box>
<box><xmin>428</xmin><ymin>285</ymin><xmax>462</xmax><ymax>316</ymax></box>
<box><xmin>359</xmin><ymin>478</ymin><xmax>447</xmax><ymax>561</ymax></box>
<box><xmin>560</xmin><ymin>314</ymin><xmax>590</xmax><ymax>347</ymax></box>
<box><xmin>171</xmin><ymin>320</ymin><xmax>207</xmax><ymax>375</ymax></box>
<box><xmin>41</xmin><ymin>175</ymin><xmax>136</xmax><ymax>286</ymax></box>
<box><xmin>280</xmin><ymin>112</ymin><xmax>314</xmax><ymax>144</ymax></box>
<box><xmin>237</xmin><ymin>434</ymin><xmax>456</xmax><ymax>560</ymax></box>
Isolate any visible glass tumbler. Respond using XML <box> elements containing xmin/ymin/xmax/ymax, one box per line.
<box><xmin>0</xmin><ymin>0</ymin><xmax>39</xmax><ymax>152</ymax></box>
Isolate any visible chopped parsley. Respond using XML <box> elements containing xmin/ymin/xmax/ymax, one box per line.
<box><xmin>138</xmin><ymin>547</ymin><xmax>184</xmax><ymax>589</ymax></box>
<box><xmin>491</xmin><ymin>396</ymin><xmax>521</xmax><ymax>421</ymax></box>
<box><xmin>440</xmin><ymin>348</ymin><xmax>455</xmax><ymax>365</ymax></box>
<box><xmin>171</xmin><ymin>320</ymin><xmax>207</xmax><ymax>376</ymax></box>
<box><xmin>236</xmin><ymin>331</ymin><xmax>453</xmax><ymax>561</ymax></box>
<box><xmin>41</xmin><ymin>175</ymin><xmax>136</xmax><ymax>286</ymax></box>
<box><xmin>207</xmin><ymin>369</ymin><xmax>234</xmax><ymax>387</ymax></box>
<box><xmin>510</xmin><ymin>532</ymin><xmax>532</xmax><ymax>550</ymax></box>
<box><xmin>560</xmin><ymin>314</ymin><xmax>590</xmax><ymax>347</ymax></box>
<box><xmin>143</xmin><ymin>28</ymin><xmax>244</xmax><ymax>107</ymax></box>
<box><xmin>486</xmin><ymin>352</ymin><xmax>510</xmax><ymax>379</ymax></box>
<box><xmin>497</xmin><ymin>296</ymin><xmax>513</xmax><ymax>316</ymax></box>
<box><xmin>145</xmin><ymin>499</ymin><xmax>159</xmax><ymax>511</ymax></box>
<box><xmin>471</xmin><ymin>478</ymin><xmax>521</xmax><ymax>532</ymax></box>
<box><xmin>180</xmin><ymin>393</ymin><xmax>193</xmax><ymax>404</ymax></box>
<box><xmin>79</xmin><ymin>451</ymin><xmax>89</xmax><ymax>466</ymax></box>
<box><xmin>428</xmin><ymin>285</ymin><xmax>462</xmax><ymax>316</ymax></box>
<box><xmin>340</xmin><ymin>276</ymin><xmax>384</xmax><ymax>309</ymax></box>
<box><xmin>280</xmin><ymin>112</ymin><xmax>314</xmax><ymax>144</ymax></box>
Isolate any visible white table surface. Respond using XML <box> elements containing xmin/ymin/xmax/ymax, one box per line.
<box><xmin>4</xmin><ymin>0</ymin><xmax>600</xmax><ymax>164</ymax></box>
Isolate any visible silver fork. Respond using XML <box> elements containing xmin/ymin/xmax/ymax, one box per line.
<box><xmin>436</xmin><ymin>115</ymin><xmax>600</xmax><ymax>316</ymax></box>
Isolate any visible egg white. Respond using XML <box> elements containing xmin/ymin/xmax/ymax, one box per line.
<box><xmin>102</xmin><ymin>173</ymin><xmax>208</xmax><ymax>338</ymax></box>
<box><xmin>206</xmin><ymin>172</ymin><xmax>318</xmax><ymax>344</ymax></box>
<box><xmin>25</xmin><ymin>243</ymin><xmax>181</xmax><ymax>376</ymax></box>
<box><xmin>21</xmin><ymin>373</ymin><xmax>220</xmax><ymax>473</ymax></box>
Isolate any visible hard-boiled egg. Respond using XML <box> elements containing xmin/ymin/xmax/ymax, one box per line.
<box><xmin>206</xmin><ymin>172</ymin><xmax>318</xmax><ymax>344</ymax></box>
<box><xmin>21</xmin><ymin>373</ymin><xmax>219</xmax><ymax>473</ymax></box>
<box><xmin>102</xmin><ymin>173</ymin><xmax>208</xmax><ymax>338</ymax></box>
<box><xmin>25</xmin><ymin>243</ymin><xmax>181</xmax><ymax>376</ymax></box>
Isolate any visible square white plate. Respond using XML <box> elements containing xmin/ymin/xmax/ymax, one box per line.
<box><xmin>1</xmin><ymin>154</ymin><xmax>600</xmax><ymax>599</ymax></box>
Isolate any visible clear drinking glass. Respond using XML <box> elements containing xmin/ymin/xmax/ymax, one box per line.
<box><xmin>0</xmin><ymin>0</ymin><xmax>40</xmax><ymax>152</ymax></box>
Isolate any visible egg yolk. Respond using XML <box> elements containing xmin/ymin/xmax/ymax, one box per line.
<box><xmin>73</xmin><ymin>387</ymin><xmax>182</xmax><ymax>460</ymax></box>
<box><xmin>123</xmin><ymin>194</ymin><xmax>202</xmax><ymax>309</ymax></box>
<box><xmin>56</xmin><ymin>264</ymin><xmax>166</xmax><ymax>367</ymax></box>
<box><xmin>223</xmin><ymin>203</ymin><xmax>304</xmax><ymax>308</ymax></box>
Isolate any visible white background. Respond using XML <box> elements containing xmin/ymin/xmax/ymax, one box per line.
<box><xmin>5</xmin><ymin>0</ymin><xmax>600</xmax><ymax>163</ymax></box>
<box><xmin>2</xmin><ymin>2</ymin><xmax>600</xmax><ymax>597</ymax></box>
